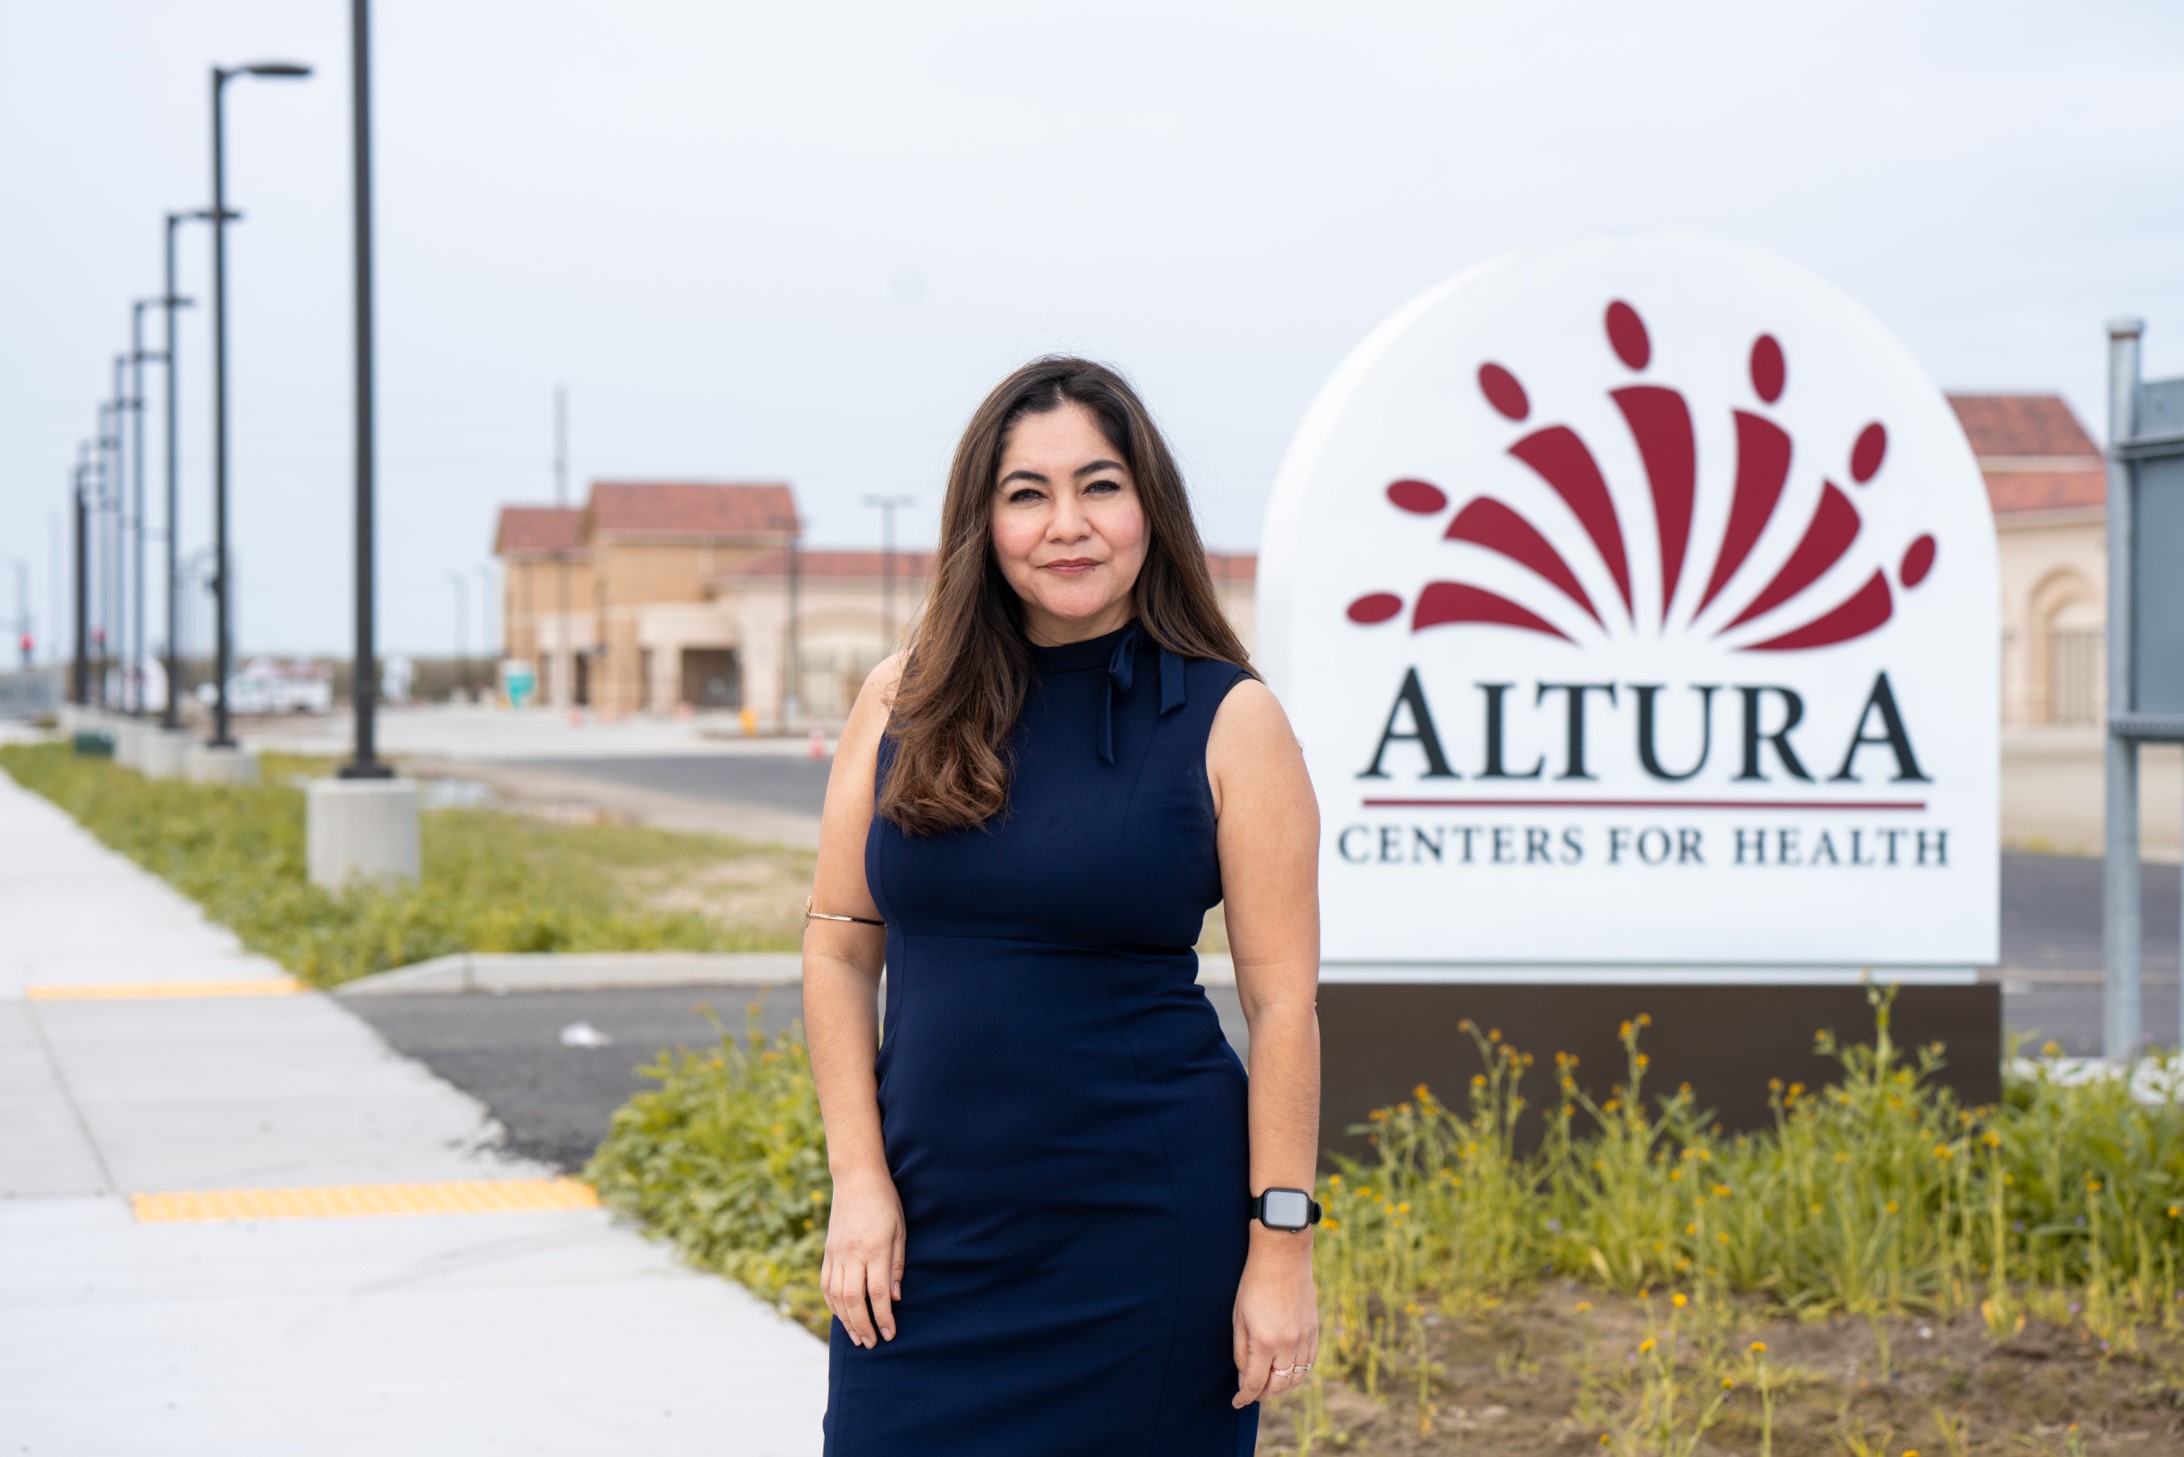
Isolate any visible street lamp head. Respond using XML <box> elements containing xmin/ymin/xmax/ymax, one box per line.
<box><xmin>243</xmin><ymin>61</ymin><xmax>313</xmax><ymax>78</ymax></box>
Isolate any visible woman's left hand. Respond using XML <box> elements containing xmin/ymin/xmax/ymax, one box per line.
<box><xmin>1231</xmin><ymin>1235</ymin><xmax>1319</xmax><ymax>1408</ymax></box>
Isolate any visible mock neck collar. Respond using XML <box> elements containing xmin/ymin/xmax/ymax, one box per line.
<box><xmin>1021</xmin><ymin>617</ymin><xmax>1139</xmax><ymax>674</ymax></box>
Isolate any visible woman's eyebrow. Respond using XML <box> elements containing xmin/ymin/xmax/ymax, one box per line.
<box><xmin>996</xmin><ymin>459</ymin><xmax>1124</xmax><ymax>489</ymax></box>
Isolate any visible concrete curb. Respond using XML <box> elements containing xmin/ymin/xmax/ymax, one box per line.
<box><xmin>336</xmin><ymin>949</ymin><xmax>1239</xmax><ymax>995</ymax></box>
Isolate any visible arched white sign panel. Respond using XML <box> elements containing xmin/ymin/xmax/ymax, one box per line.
<box><xmin>1260</xmin><ymin>234</ymin><xmax>1998</xmax><ymax>982</ymax></box>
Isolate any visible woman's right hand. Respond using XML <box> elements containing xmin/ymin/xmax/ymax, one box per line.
<box><xmin>821</xmin><ymin>1166</ymin><xmax>906</xmax><ymax>1347</ymax></box>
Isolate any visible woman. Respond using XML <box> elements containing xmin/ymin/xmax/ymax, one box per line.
<box><xmin>803</xmin><ymin>356</ymin><xmax>1322</xmax><ymax>1456</ymax></box>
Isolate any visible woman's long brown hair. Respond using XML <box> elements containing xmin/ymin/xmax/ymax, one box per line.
<box><xmin>878</xmin><ymin>356</ymin><xmax>1254</xmax><ymax>835</ymax></box>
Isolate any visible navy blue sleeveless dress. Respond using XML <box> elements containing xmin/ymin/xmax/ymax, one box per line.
<box><xmin>822</xmin><ymin>618</ymin><xmax>1260</xmax><ymax>1456</ymax></box>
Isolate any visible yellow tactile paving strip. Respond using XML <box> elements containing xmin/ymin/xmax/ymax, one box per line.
<box><xmin>131</xmin><ymin>1178</ymin><xmax>601</xmax><ymax>1224</ymax></box>
<box><xmin>26</xmin><ymin>978</ymin><xmax>305</xmax><ymax>1001</ymax></box>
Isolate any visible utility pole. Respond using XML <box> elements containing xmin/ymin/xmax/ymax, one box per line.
<box><xmin>554</xmin><ymin>384</ymin><xmax>570</xmax><ymax>710</ymax></box>
<box><xmin>863</xmin><ymin>493</ymin><xmax>915</xmax><ymax>648</ymax></box>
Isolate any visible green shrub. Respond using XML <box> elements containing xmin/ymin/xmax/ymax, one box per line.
<box><xmin>584</xmin><ymin>995</ymin><xmax>833</xmax><ymax>1335</ymax></box>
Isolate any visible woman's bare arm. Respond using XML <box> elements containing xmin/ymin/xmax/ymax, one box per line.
<box><xmin>805</xmin><ymin>651</ymin><xmax>904</xmax><ymax>1347</ymax></box>
<box><xmin>1206</xmin><ymin>675</ymin><xmax>1322</xmax><ymax>1406</ymax></box>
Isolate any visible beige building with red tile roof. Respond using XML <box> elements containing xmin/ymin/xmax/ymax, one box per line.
<box><xmin>1947</xmin><ymin>394</ymin><xmax>2107</xmax><ymax>726</ymax></box>
<box><xmin>492</xmin><ymin>480</ymin><xmax>1253</xmax><ymax>724</ymax></box>
<box><xmin>495</xmin><ymin>399</ymin><xmax>2102</xmax><ymax>728</ymax></box>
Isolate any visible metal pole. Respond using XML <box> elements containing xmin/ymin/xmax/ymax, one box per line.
<box><xmin>72</xmin><ymin>465</ymin><xmax>89</xmax><ymax>704</ymax></box>
<box><xmin>112</xmin><ymin>354</ymin><xmax>133</xmax><ymax>712</ymax></box>
<box><xmin>864</xmin><ymin>493</ymin><xmax>912</xmax><ymax>647</ymax></box>
<box><xmin>474</xmin><ymin>562</ymin><xmax>496</xmax><ymax>683</ymax></box>
<box><xmin>2103</xmin><ymin>317</ymin><xmax>2144</xmax><ymax>1061</ymax></box>
<box><xmin>210</xmin><ymin>68</ymin><xmax>234</xmax><ymax>745</ymax></box>
<box><xmin>784</xmin><ymin>512</ymin><xmax>802</xmax><ymax>730</ymax></box>
<box><xmin>95</xmin><ymin>406</ymin><xmax>114</xmax><ymax>707</ymax></box>
<box><xmin>446</xmin><ymin>571</ymin><xmax>467</xmax><ymax>700</ymax></box>
<box><xmin>130</xmin><ymin>305</ymin><xmax>151</xmax><ymax>716</ymax></box>
<box><xmin>160</xmin><ymin>213</ymin><xmax>201</xmax><ymax>731</ymax></box>
<box><xmin>554</xmin><ymin>384</ymin><xmax>569</xmax><ymax>710</ymax></box>
<box><xmin>339</xmin><ymin>3</ymin><xmax>389</xmax><ymax>779</ymax></box>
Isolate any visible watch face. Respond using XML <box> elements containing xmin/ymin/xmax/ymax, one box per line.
<box><xmin>1261</xmin><ymin>1189</ymin><xmax>1311</xmax><ymax>1229</ymax></box>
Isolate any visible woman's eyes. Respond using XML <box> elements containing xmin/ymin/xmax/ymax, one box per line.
<box><xmin>1004</xmin><ymin>479</ymin><xmax>1121</xmax><ymax>505</ymax></box>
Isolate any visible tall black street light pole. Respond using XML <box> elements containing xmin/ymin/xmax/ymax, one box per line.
<box><xmin>209</xmin><ymin>58</ymin><xmax>313</xmax><ymax>749</ymax></box>
<box><xmin>93</xmin><ymin>407</ymin><xmax>116</xmax><ymax>707</ymax></box>
<box><xmin>335</xmin><ymin>5</ymin><xmax>387</xmax><ymax>778</ymax></box>
<box><xmin>158</xmin><ymin>212</ymin><xmax>205</xmax><ymax>730</ymax></box>
<box><xmin>72</xmin><ymin>460</ymin><xmax>90</xmax><ymax>705</ymax></box>
<box><xmin>130</xmin><ymin>302</ymin><xmax>161</xmax><ymax>716</ymax></box>
<box><xmin>110</xmin><ymin>355</ymin><xmax>135</xmax><ymax>711</ymax></box>
<box><xmin>862</xmin><ymin>493</ymin><xmax>914</xmax><ymax>647</ymax></box>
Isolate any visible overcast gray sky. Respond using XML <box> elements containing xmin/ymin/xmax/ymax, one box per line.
<box><xmin>4</xmin><ymin>0</ymin><xmax>2182</xmax><ymax>661</ymax></box>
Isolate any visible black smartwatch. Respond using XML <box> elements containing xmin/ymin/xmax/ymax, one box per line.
<box><xmin>1249</xmin><ymin>1187</ymin><xmax>1322</xmax><ymax>1232</ymax></box>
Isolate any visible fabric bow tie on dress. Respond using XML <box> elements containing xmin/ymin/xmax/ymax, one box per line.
<box><xmin>1098</xmin><ymin>623</ymin><xmax>1188</xmax><ymax>765</ymax></box>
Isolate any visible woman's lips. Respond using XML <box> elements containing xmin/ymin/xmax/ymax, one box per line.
<box><xmin>1041</xmin><ymin>558</ymin><xmax>1100</xmax><ymax>575</ymax></box>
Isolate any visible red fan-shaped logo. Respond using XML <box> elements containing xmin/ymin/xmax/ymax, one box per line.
<box><xmin>1346</xmin><ymin>301</ymin><xmax>1939</xmax><ymax>653</ymax></box>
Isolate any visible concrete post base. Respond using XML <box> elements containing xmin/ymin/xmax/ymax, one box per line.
<box><xmin>113</xmin><ymin>721</ymin><xmax>147</xmax><ymax>770</ymax></box>
<box><xmin>184</xmin><ymin>744</ymin><xmax>261</xmax><ymax>785</ymax></box>
<box><xmin>138</xmin><ymin>729</ymin><xmax>193</xmax><ymax>780</ymax></box>
<box><xmin>306</xmin><ymin>778</ymin><xmax>421</xmax><ymax>890</ymax></box>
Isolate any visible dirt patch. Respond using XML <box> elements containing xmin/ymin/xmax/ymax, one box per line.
<box><xmin>1258</xmin><ymin>1286</ymin><xmax>2184</xmax><ymax>1455</ymax></box>
<box><xmin>619</xmin><ymin>852</ymin><xmax>813</xmax><ymax>945</ymax></box>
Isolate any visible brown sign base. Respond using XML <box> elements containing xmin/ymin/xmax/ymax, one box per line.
<box><xmin>1316</xmin><ymin>981</ymin><xmax>2002</xmax><ymax>1169</ymax></box>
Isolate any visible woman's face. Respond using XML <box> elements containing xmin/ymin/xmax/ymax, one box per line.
<box><xmin>989</xmin><ymin>401</ymin><xmax>1148</xmax><ymax>645</ymax></box>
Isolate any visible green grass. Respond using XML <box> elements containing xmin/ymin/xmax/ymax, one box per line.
<box><xmin>0</xmin><ymin>740</ymin><xmax>808</xmax><ymax>986</ymax></box>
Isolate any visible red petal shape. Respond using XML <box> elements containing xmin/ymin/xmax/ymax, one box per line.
<box><xmin>1612</xmin><ymin>385</ymin><xmax>1696</xmax><ymax>619</ymax></box>
<box><xmin>1387</xmin><ymin>478</ymin><xmax>1449</xmax><ymax>515</ymax></box>
<box><xmin>1348</xmin><ymin>592</ymin><xmax>1404</xmax><ymax>624</ymax></box>
<box><xmin>1695</xmin><ymin>411</ymin><xmax>1793</xmax><ymax>616</ymax></box>
<box><xmin>1507</xmin><ymin>427</ymin><xmax>1634</xmax><ymax>620</ymax></box>
<box><xmin>1750</xmin><ymin>335</ymin><xmax>1786</xmax><ymax>404</ymax></box>
<box><xmin>1479</xmin><ymin>363</ymin><xmax>1530</xmax><ymax>421</ymax></box>
<box><xmin>1413</xmin><ymin>582</ymin><xmax>1572</xmax><ymax>641</ymax></box>
<box><xmin>1723</xmin><ymin>482</ymin><xmax>1862</xmax><ymax>631</ymax></box>
<box><xmin>1445</xmin><ymin>497</ymin><xmax>1604</xmax><ymax>627</ymax></box>
<box><xmin>1740</xmin><ymin>570</ymin><xmax>1893</xmax><ymax>652</ymax></box>
<box><xmin>1901</xmin><ymin>534</ymin><xmax>1936</xmax><ymax>588</ymax></box>
<box><xmin>1606</xmin><ymin>301</ymin><xmax>1650</xmax><ymax>370</ymax></box>
<box><xmin>1851</xmin><ymin>423</ymin><xmax>1888</xmax><ymax>484</ymax></box>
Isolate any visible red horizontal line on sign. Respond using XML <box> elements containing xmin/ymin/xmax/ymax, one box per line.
<box><xmin>1357</xmin><ymin>798</ymin><xmax>1929</xmax><ymax>812</ymax></box>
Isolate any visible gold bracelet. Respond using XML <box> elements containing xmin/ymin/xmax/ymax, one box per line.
<box><xmin>804</xmin><ymin>895</ymin><xmax>885</xmax><ymax>928</ymax></box>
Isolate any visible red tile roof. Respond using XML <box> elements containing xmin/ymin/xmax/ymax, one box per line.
<box><xmin>1948</xmin><ymin>394</ymin><xmax>2100</xmax><ymax>461</ymax></box>
<box><xmin>587</xmin><ymin>482</ymin><xmax>800</xmax><ymax>539</ymax></box>
<box><xmin>1983</xmin><ymin>470</ymin><xmax>2106</xmax><ymax>515</ymax></box>
<box><xmin>494</xmin><ymin>506</ymin><xmax>587</xmax><ymax>555</ymax></box>
<box><xmin>1946</xmin><ymin>394</ymin><xmax>2105</xmax><ymax>515</ymax></box>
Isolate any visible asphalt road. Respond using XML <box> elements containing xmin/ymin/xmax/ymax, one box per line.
<box><xmin>492</xmin><ymin>754</ymin><xmax>838</xmax><ymax>816</ymax></box>
<box><xmin>348</xmin><ymin>984</ymin><xmax>1251</xmax><ymax>1175</ymax></box>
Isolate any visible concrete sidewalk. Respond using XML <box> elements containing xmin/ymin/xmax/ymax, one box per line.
<box><xmin>0</xmin><ymin>767</ymin><xmax>827</xmax><ymax>1456</ymax></box>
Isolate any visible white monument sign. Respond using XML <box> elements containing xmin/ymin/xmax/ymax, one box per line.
<box><xmin>1259</xmin><ymin>234</ymin><xmax>1998</xmax><ymax>981</ymax></box>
